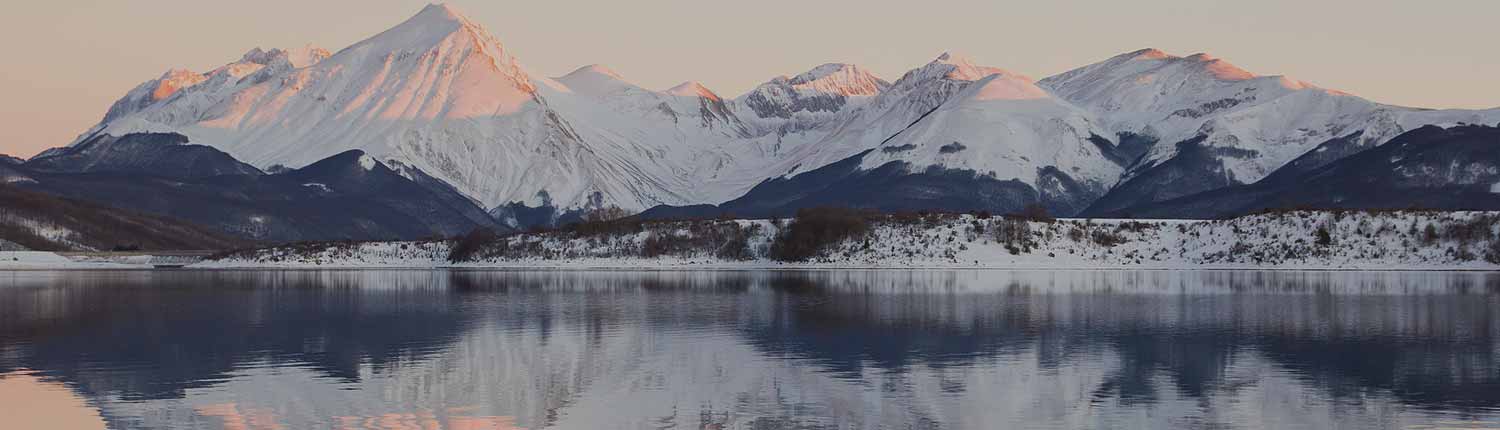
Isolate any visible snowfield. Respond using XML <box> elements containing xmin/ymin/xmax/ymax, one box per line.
<box><xmin>200</xmin><ymin>211</ymin><xmax>1500</xmax><ymax>271</ymax></box>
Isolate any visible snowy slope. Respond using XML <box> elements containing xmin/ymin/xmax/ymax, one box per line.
<box><xmin>533</xmin><ymin>66</ymin><xmax>792</xmax><ymax>208</ymax></box>
<box><xmin>856</xmin><ymin>69</ymin><xmax>1120</xmax><ymax>192</ymax></box>
<box><xmin>745</xmin><ymin>54</ymin><xmax>1002</xmax><ymax>178</ymax></box>
<box><xmin>1040</xmin><ymin>48</ymin><xmax>1500</xmax><ymax>185</ymax></box>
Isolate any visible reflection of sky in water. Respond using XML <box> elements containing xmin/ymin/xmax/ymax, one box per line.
<box><xmin>0</xmin><ymin>270</ymin><xmax>1497</xmax><ymax>429</ymax></box>
<box><xmin>0</xmin><ymin>370</ymin><xmax>106</xmax><ymax>429</ymax></box>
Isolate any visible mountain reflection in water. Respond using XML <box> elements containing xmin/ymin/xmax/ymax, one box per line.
<box><xmin>0</xmin><ymin>270</ymin><xmax>1496</xmax><ymax>429</ymax></box>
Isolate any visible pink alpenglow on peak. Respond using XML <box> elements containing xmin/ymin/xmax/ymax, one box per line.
<box><xmin>554</xmin><ymin>64</ymin><xmax>643</xmax><ymax>97</ymax></box>
<box><xmin>564</xmin><ymin>64</ymin><xmax>625</xmax><ymax>81</ymax></box>
<box><xmin>780</xmin><ymin>63</ymin><xmax>888</xmax><ymax>96</ymax></box>
<box><xmin>1182</xmin><ymin>53</ymin><xmax>1256</xmax><ymax>81</ymax></box>
<box><xmin>665</xmin><ymin>81</ymin><xmax>722</xmax><ymax>101</ymax></box>
<box><xmin>965</xmin><ymin>74</ymin><xmax>1050</xmax><ymax>101</ymax></box>
<box><xmin>1126</xmin><ymin>48</ymin><xmax>1172</xmax><ymax>61</ymax></box>
<box><xmin>150</xmin><ymin>69</ymin><xmax>209</xmax><ymax>101</ymax></box>
<box><xmin>927</xmin><ymin>52</ymin><xmax>1011</xmax><ymax>81</ymax></box>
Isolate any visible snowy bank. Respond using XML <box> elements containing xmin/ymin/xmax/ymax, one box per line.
<box><xmin>0</xmin><ymin>252</ymin><xmax>141</xmax><ymax>270</ymax></box>
<box><xmin>200</xmin><ymin>211</ymin><xmax>1500</xmax><ymax>271</ymax></box>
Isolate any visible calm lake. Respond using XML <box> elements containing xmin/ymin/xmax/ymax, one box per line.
<box><xmin>0</xmin><ymin>270</ymin><xmax>1497</xmax><ymax>429</ymax></box>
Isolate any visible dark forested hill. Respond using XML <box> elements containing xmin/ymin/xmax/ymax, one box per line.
<box><xmin>0</xmin><ymin>184</ymin><xmax>246</xmax><ymax>252</ymax></box>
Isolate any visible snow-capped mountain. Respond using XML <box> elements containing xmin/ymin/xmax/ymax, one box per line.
<box><xmin>51</xmin><ymin>4</ymin><xmax>1500</xmax><ymax>225</ymax></box>
<box><xmin>764</xmin><ymin>53</ymin><xmax>1026</xmax><ymax>178</ymax></box>
<box><xmin>1111</xmin><ymin>124</ymin><xmax>1500</xmax><ymax>218</ymax></box>
<box><xmin>732</xmin><ymin>63</ymin><xmax>890</xmax><ymax>136</ymax></box>
<box><xmin>79</xmin><ymin>4</ymin><xmax>819</xmax><ymax>215</ymax></box>
<box><xmin>854</xmin><ymin>66</ymin><xmax>1122</xmax><ymax>213</ymax></box>
<box><xmin>89</xmin><ymin>47</ymin><xmax>332</xmax><ymax>131</ymax></box>
<box><xmin>80</xmin><ymin>4</ymin><xmax>553</xmax><ymax>207</ymax></box>
<box><xmin>1040</xmin><ymin>48</ymin><xmax>1500</xmax><ymax>213</ymax></box>
<box><xmin>641</xmin><ymin>54</ymin><xmax>1126</xmax><ymax>218</ymax></box>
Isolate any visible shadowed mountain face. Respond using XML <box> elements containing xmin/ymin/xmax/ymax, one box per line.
<box><xmin>5</xmin><ymin>134</ymin><xmax>505</xmax><ymax>242</ymax></box>
<box><xmin>1081</xmin><ymin>135</ymin><xmax>1245</xmax><ymax>216</ymax></box>
<box><xmin>1</xmin><ymin>270</ymin><xmax>1497</xmax><ymax>429</ymax></box>
<box><xmin>640</xmin><ymin>152</ymin><xmax>1101</xmax><ymax>220</ymax></box>
<box><xmin>25</xmin><ymin>133</ymin><xmax>262</xmax><ymax>180</ymax></box>
<box><xmin>1103</xmin><ymin>124</ymin><xmax>1500</xmax><ymax>218</ymax></box>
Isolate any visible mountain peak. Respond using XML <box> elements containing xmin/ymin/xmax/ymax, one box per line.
<box><xmin>366</xmin><ymin>2</ymin><xmax>489</xmax><ymax>50</ymax></box>
<box><xmin>666</xmin><ymin>81</ymin><xmax>721</xmax><ymax>100</ymax></box>
<box><xmin>1185</xmin><ymin>52</ymin><xmax>1217</xmax><ymax>61</ymax></box>
<box><xmin>1067</xmin><ymin>48</ymin><xmax>1258</xmax><ymax>83</ymax></box>
<box><xmin>791</xmin><ymin>63</ymin><xmax>878</xmax><ymax>83</ymax></box>
<box><xmin>294</xmin><ymin>149</ymin><xmax>387</xmax><ymax>175</ymax></box>
<box><xmin>1182</xmin><ymin>52</ymin><xmax>1255</xmax><ymax>81</ymax></box>
<box><xmin>555</xmin><ymin>64</ymin><xmax>640</xmax><ymax>96</ymax></box>
<box><xmin>564</xmin><ymin>64</ymin><xmax>624</xmax><ymax>80</ymax></box>
<box><xmin>238</xmin><ymin>46</ymin><xmax>331</xmax><ymax>69</ymax></box>
<box><xmin>762</xmin><ymin>63</ymin><xmax>888</xmax><ymax>96</ymax></box>
<box><xmin>413</xmin><ymin>3</ymin><xmax>469</xmax><ymax>24</ymax></box>
<box><xmin>922</xmin><ymin>52</ymin><xmax>1012</xmax><ymax>81</ymax></box>
<box><xmin>794</xmin><ymin>63</ymin><xmax>856</xmax><ymax>82</ymax></box>
<box><xmin>933</xmin><ymin>51</ymin><xmax>974</xmax><ymax>66</ymax></box>
<box><xmin>1125</xmin><ymin>48</ymin><xmax>1171</xmax><ymax>61</ymax></box>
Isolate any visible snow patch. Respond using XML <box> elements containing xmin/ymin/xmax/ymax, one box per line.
<box><xmin>357</xmin><ymin>154</ymin><xmax>379</xmax><ymax>171</ymax></box>
<box><xmin>0</xmin><ymin>252</ymin><xmax>74</xmax><ymax>265</ymax></box>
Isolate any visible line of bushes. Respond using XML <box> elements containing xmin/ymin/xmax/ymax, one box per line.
<box><xmin>447</xmin><ymin>205</ymin><xmax>1064</xmax><ymax>263</ymax></box>
<box><xmin>768</xmin><ymin>207</ymin><xmax>874</xmax><ymax>262</ymax></box>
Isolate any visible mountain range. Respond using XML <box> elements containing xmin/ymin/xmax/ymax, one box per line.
<box><xmin>8</xmin><ymin>3</ymin><xmax>1500</xmax><ymax>242</ymax></box>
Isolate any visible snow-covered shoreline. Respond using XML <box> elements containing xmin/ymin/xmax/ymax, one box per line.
<box><xmin>195</xmin><ymin>211</ymin><xmax>1500</xmax><ymax>272</ymax></box>
<box><xmin>0</xmin><ymin>252</ymin><xmax>144</xmax><ymax>270</ymax></box>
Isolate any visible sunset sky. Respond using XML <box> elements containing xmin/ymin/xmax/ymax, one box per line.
<box><xmin>1</xmin><ymin>0</ymin><xmax>1496</xmax><ymax>158</ymax></box>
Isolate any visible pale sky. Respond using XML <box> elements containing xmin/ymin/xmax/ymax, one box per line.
<box><xmin>1</xmin><ymin>0</ymin><xmax>1496</xmax><ymax>158</ymax></box>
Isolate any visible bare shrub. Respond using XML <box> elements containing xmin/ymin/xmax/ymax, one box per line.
<box><xmin>770</xmin><ymin>207</ymin><xmax>872</xmax><ymax>262</ymax></box>
<box><xmin>448</xmin><ymin>228</ymin><xmax>499</xmax><ymax>262</ymax></box>
<box><xmin>993</xmin><ymin>218</ymin><xmax>1034</xmax><ymax>254</ymax></box>
<box><xmin>1013</xmin><ymin>204</ymin><xmax>1055</xmax><ymax>223</ymax></box>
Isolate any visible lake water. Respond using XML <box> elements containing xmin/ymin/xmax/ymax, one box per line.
<box><xmin>0</xmin><ymin>270</ymin><xmax>1497</xmax><ymax>429</ymax></box>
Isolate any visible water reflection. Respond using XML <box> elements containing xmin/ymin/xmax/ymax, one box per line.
<box><xmin>0</xmin><ymin>270</ymin><xmax>1496</xmax><ymax>429</ymax></box>
<box><xmin>0</xmin><ymin>370</ymin><xmax>106</xmax><ymax>429</ymax></box>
